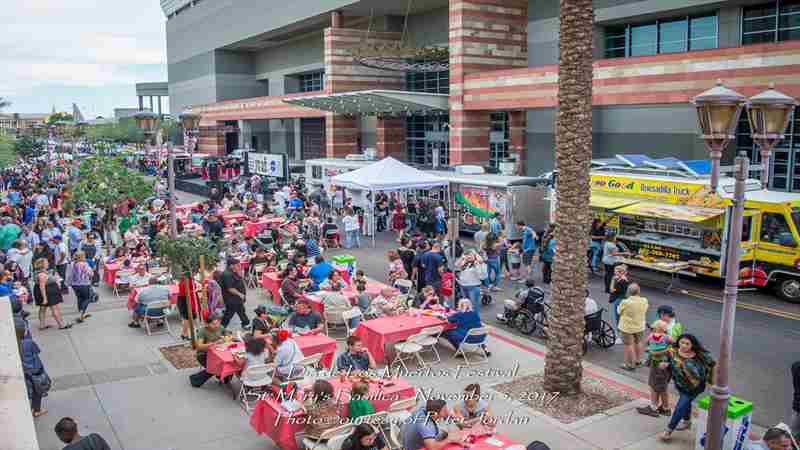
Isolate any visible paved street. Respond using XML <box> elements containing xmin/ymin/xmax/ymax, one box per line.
<box><xmin>330</xmin><ymin>229</ymin><xmax>800</xmax><ymax>429</ymax></box>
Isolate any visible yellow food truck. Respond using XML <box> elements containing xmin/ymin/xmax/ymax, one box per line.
<box><xmin>584</xmin><ymin>165</ymin><xmax>800</xmax><ymax>303</ymax></box>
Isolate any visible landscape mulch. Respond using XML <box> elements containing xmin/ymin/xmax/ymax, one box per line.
<box><xmin>492</xmin><ymin>373</ymin><xmax>637</xmax><ymax>424</ymax></box>
<box><xmin>160</xmin><ymin>343</ymin><xmax>200</xmax><ymax>369</ymax></box>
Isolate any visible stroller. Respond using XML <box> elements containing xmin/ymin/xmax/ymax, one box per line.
<box><xmin>497</xmin><ymin>280</ymin><xmax>548</xmax><ymax>336</ymax></box>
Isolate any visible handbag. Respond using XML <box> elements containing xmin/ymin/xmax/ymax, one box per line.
<box><xmin>31</xmin><ymin>370</ymin><xmax>52</xmax><ymax>397</ymax></box>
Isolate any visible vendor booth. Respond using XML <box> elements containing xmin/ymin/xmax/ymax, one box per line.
<box><xmin>330</xmin><ymin>157</ymin><xmax>450</xmax><ymax>246</ymax></box>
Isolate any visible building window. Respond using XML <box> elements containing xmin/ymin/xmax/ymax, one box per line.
<box><xmin>406</xmin><ymin>115</ymin><xmax>449</xmax><ymax>166</ymax></box>
<box><xmin>603</xmin><ymin>13</ymin><xmax>718</xmax><ymax>58</ymax></box>
<box><xmin>743</xmin><ymin>0</ymin><xmax>800</xmax><ymax>45</ymax></box>
<box><xmin>489</xmin><ymin>113</ymin><xmax>510</xmax><ymax>170</ymax></box>
<box><xmin>406</xmin><ymin>71</ymin><xmax>449</xmax><ymax>94</ymax></box>
<box><xmin>298</xmin><ymin>72</ymin><xmax>324</xmax><ymax>93</ymax></box>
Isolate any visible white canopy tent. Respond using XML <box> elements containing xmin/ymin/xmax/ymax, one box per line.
<box><xmin>330</xmin><ymin>157</ymin><xmax>450</xmax><ymax>246</ymax></box>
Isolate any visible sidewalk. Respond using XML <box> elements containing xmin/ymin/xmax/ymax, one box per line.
<box><xmin>25</xmin><ymin>277</ymin><xmax>733</xmax><ymax>450</ymax></box>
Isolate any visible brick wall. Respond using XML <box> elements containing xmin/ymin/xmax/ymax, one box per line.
<box><xmin>449</xmin><ymin>0</ymin><xmax>528</xmax><ymax>164</ymax></box>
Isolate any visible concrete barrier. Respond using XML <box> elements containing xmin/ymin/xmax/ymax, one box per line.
<box><xmin>0</xmin><ymin>299</ymin><xmax>40</xmax><ymax>450</ymax></box>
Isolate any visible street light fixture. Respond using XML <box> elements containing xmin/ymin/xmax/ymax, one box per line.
<box><xmin>692</xmin><ymin>81</ymin><xmax>748</xmax><ymax>193</ymax></box>
<box><xmin>746</xmin><ymin>84</ymin><xmax>798</xmax><ymax>189</ymax></box>
<box><xmin>135</xmin><ymin>110</ymin><xmax>177</xmax><ymax>239</ymax></box>
<box><xmin>693</xmin><ymin>82</ymin><xmax>796</xmax><ymax>450</ymax></box>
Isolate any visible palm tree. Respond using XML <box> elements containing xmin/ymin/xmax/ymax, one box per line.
<box><xmin>0</xmin><ymin>98</ymin><xmax>10</xmax><ymax>110</ymax></box>
<box><xmin>542</xmin><ymin>0</ymin><xmax>595</xmax><ymax>396</ymax></box>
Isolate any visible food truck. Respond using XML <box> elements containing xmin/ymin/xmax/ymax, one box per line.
<box><xmin>577</xmin><ymin>158</ymin><xmax>800</xmax><ymax>303</ymax></box>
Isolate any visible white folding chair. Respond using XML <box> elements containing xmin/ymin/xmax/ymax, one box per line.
<box><xmin>113</xmin><ymin>270</ymin><xmax>134</xmax><ymax>298</ymax></box>
<box><xmin>342</xmin><ymin>307</ymin><xmax>363</xmax><ymax>337</ymax></box>
<box><xmin>394</xmin><ymin>278</ymin><xmax>413</xmax><ymax>295</ymax></box>
<box><xmin>323</xmin><ymin>306</ymin><xmax>350</xmax><ymax>340</ymax></box>
<box><xmin>453</xmin><ymin>327</ymin><xmax>490</xmax><ymax>365</ymax></box>
<box><xmin>387</xmin><ymin>398</ymin><xmax>416</xmax><ymax>449</ymax></box>
<box><xmin>409</xmin><ymin>325</ymin><xmax>444</xmax><ymax>365</ymax></box>
<box><xmin>142</xmin><ymin>300</ymin><xmax>173</xmax><ymax>336</ymax></box>
<box><xmin>237</xmin><ymin>363</ymin><xmax>275</xmax><ymax>412</ymax></box>
<box><xmin>301</xmin><ymin>423</ymin><xmax>354</xmax><ymax>450</ymax></box>
<box><xmin>390</xmin><ymin>332</ymin><xmax>425</xmax><ymax>372</ymax></box>
<box><xmin>249</xmin><ymin>263</ymin><xmax>267</xmax><ymax>290</ymax></box>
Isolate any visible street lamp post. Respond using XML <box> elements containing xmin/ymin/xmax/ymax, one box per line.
<box><xmin>72</xmin><ymin>121</ymin><xmax>87</xmax><ymax>177</ymax></box>
<box><xmin>746</xmin><ymin>85</ymin><xmax>798</xmax><ymax>189</ymax></box>
<box><xmin>46</xmin><ymin>124</ymin><xmax>56</xmax><ymax>183</ymax></box>
<box><xmin>135</xmin><ymin>111</ymin><xmax>177</xmax><ymax>240</ymax></box>
<box><xmin>694</xmin><ymin>82</ymin><xmax>798</xmax><ymax>450</ymax></box>
<box><xmin>692</xmin><ymin>81</ymin><xmax>748</xmax><ymax>193</ymax></box>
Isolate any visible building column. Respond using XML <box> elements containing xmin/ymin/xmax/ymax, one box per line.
<box><xmin>376</xmin><ymin>116</ymin><xmax>406</xmax><ymax>160</ymax></box>
<box><xmin>326</xmin><ymin>113</ymin><xmax>358</xmax><ymax>157</ymax></box>
<box><xmin>331</xmin><ymin>10</ymin><xmax>343</xmax><ymax>28</ymax></box>
<box><xmin>138</xmin><ymin>96</ymin><xmax>143</xmax><ymax>110</ymax></box>
<box><xmin>149</xmin><ymin>96</ymin><xmax>154</xmax><ymax>111</ymax></box>
<box><xmin>449</xmin><ymin>111</ymin><xmax>490</xmax><ymax>165</ymax></box>
<box><xmin>293</xmin><ymin>119</ymin><xmax>302</xmax><ymax>161</ymax></box>
<box><xmin>509</xmin><ymin>111</ymin><xmax>526</xmax><ymax>175</ymax></box>
<box><xmin>157</xmin><ymin>96</ymin><xmax>162</xmax><ymax>116</ymax></box>
<box><xmin>449</xmin><ymin>0</ymin><xmax>528</xmax><ymax>166</ymax></box>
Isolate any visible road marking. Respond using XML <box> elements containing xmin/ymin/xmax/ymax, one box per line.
<box><xmin>682</xmin><ymin>290</ymin><xmax>800</xmax><ymax>321</ymax></box>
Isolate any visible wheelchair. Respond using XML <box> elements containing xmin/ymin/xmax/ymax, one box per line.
<box><xmin>582</xmin><ymin>308</ymin><xmax>616</xmax><ymax>354</ymax></box>
<box><xmin>497</xmin><ymin>287</ymin><xmax>549</xmax><ymax>336</ymax></box>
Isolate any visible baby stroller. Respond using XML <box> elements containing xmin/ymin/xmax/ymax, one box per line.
<box><xmin>497</xmin><ymin>280</ymin><xmax>548</xmax><ymax>336</ymax></box>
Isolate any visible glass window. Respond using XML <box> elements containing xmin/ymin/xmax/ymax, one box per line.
<box><xmin>660</xmin><ymin>18</ymin><xmax>688</xmax><ymax>53</ymax></box>
<box><xmin>489</xmin><ymin>113</ymin><xmax>510</xmax><ymax>169</ymax></box>
<box><xmin>298</xmin><ymin>72</ymin><xmax>324</xmax><ymax>93</ymax></box>
<box><xmin>604</xmin><ymin>26</ymin><xmax>628</xmax><ymax>58</ymax></box>
<box><xmin>604</xmin><ymin>14</ymin><xmax>717</xmax><ymax>58</ymax></box>
<box><xmin>742</xmin><ymin>215</ymin><xmax>753</xmax><ymax>242</ymax></box>
<box><xmin>761</xmin><ymin>213</ymin><xmax>797</xmax><ymax>246</ymax></box>
<box><xmin>406</xmin><ymin>71</ymin><xmax>449</xmax><ymax>94</ymax></box>
<box><xmin>630</xmin><ymin>23</ymin><xmax>658</xmax><ymax>56</ymax></box>
<box><xmin>689</xmin><ymin>15</ymin><xmax>717</xmax><ymax>49</ymax></box>
<box><xmin>742</xmin><ymin>0</ymin><xmax>800</xmax><ymax>45</ymax></box>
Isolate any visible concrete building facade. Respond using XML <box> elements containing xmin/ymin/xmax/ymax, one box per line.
<box><xmin>163</xmin><ymin>0</ymin><xmax>800</xmax><ymax>191</ymax></box>
<box><xmin>0</xmin><ymin>113</ymin><xmax>48</xmax><ymax>134</ymax></box>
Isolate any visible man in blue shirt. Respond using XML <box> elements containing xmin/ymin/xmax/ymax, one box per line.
<box><xmin>7</xmin><ymin>188</ymin><xmax>20</xmax><ymax>206</ymax></box>
<box><xmin>403</xmin><ymin>399</ymin><xmax>460</xmax><ymax>450</ymax></box>
<box><xmin>66</xmin><ymin>219</ymin><xmax>84</xmax><ymax>256</ymax></box>
<box><xmin>22</xmin><ymin>202</ymin><xmax>35</xmax><ymax>225</ymax></box>
<box><xmin>308</xmin><ymin>256</ymin><xmax>333</xmax><ymax>290</ymax></box>
<box><xmin>517</xmin><ymin>220</ymin><xmax>538</xmax><ymax>281</ymax></box>
<box><xmin>420</xmin><ymin>243</ymin><xmax>444</xmax><ymax>291</ymax></box>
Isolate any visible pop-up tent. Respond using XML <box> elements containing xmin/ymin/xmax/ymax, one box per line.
<box><xmin>331</xmin><ymin>157</ymin><xmax>450</xmax><ymax>245</ymax></box>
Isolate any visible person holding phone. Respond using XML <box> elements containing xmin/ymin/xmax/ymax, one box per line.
<box><xmin>336</xmin><ymin>335</ymin><xmax>376</xmax><ymax>373</ymax></box>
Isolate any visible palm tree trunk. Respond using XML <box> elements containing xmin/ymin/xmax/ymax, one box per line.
<box><xmin>543</xmin><ymin>0</ymin><xmax>595</xmax><ymax>396</ymax></box>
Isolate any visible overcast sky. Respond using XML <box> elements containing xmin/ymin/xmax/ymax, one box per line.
<box><xmin>0</xmin><ymin>0</ymin><xmax>167</xmax><ymax>118</ymax></box>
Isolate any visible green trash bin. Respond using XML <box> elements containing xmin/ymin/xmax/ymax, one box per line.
<box><xmin>695</xmin><ymin>394</ymin><xmax>753</xmax><ymax>450</ymax></box>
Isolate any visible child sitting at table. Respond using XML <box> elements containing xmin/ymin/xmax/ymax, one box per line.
<box><xmin>419</xmin><ymin>288</ymin><xmax>441</xmax><ymax>310</ymax></box>
<box><xmin>348</xmin><ymin>381</ymin><xmax>375</xmax><ymax>420</ymax></box>
<box><xmin>453</xmin><ymin>383</ymin><xmax>495</xmax><ymax>428</ymax></box>
<box><xmin>370</xmin><ymin>287</ymin><xmax>400</xmax><ymax>316</ymax></box>
<box><xmin>235</xmin><ymin>334</ymin><xmax>271</xmax><ymax>371</ymax></box>
<box><xmin>353</xmin><ymin>269</ymin><xmax>367</xmax><ymax>286</ymax></box>
<box><xmin>354</xmin><ymin>281</ymin><xmax>371</xmax><ymax>313</ymax></box>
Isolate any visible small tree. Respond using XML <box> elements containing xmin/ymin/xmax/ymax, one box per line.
<box><xmin>46</xmin><ymin>112</ymin><xmax>74</xmax><ymax>125</ymax></box>
<box><xmin>0</xmin><ymin>135</ymin><xmax>17</xmax><ymax>169</ymax></box>
<box><xmin>155</xmin><ymin>234</ymin><xmax>219</xmax><ymax>347</ymax></box>
<box><xmin>65</xmin><ymin>155</ymin><xmax>153</xmax><ymax>243</ymax></box>
<box><xmin>14</xmin><ymin>135</ymin><xmax>44</xmax><ymax>159</ymax></box>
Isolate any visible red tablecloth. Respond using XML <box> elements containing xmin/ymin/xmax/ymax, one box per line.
<box><xmin>435</xmin><ymin>433</ymin><xmax>516</xmax><ymax>450</ymax></box>
<box><xmin>222</xmin><ymin>212</ymin><xmax>247</xmax><ymax>226</ymax></box>
<box><xmin>244</xmin><ymin>217</ymin><xmax>283</xmax><ymax>238</ymax></box>
<box><xmin>353</xmin><ymin>314</ymin><xmax>452</xmax><ymax>363</ymax></box>
<box><xmin>250</xmin><ymin>377</ymin><xmax>416</xmax><ymax>450</ymax></box>
<box><xmin>176</xmin><ymin>202</ymin><xmax>199</xmax><ymax>214</ymax></box>
<box><xmin>261</xmin><ymin>271</ymin><xmax>282</xmax><ymax>304</ymax></box>
<box><xmin>207</xmin><ymin>334</ymin><xmax>337</xmax><ymax>380</ymax></box>
<box><xmin>126</xmin><ymin>284</ymin><xmax>180</xmax><ymax>310</ymax></box>
<box><xmin>103</xmin><ymin>262</ymin><xmax>119</xmax><ymax>285</ymax></box>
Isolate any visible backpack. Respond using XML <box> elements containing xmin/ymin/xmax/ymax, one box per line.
<box><xmin>527</xmin><ymin>442</ymin><xmax>551</xmax><ymax>450</ymax></box>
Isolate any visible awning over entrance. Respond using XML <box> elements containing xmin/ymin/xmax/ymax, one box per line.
<box><xmin>282</xmin><ymin>90</ymin><xmax>449</xmax><ymax>116</ymax></box>
<box><xmin>614</xmin><ymin>202</ymin><xmax>723</xmax><ymax>223</ymax></box>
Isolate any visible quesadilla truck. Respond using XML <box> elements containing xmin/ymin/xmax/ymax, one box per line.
<box><xmin>566</xmin><ymin>155</ymin><xmax>800</xmax><ymax>303</ymax></box>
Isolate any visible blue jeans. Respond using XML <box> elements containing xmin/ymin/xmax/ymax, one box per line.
<box><xmin>461</xmin><ymin>285</ymin><xmax>481</xmax><ymax>314</ymax></box>
<box><xmin>668</xmin><ymin>391</ymin><xmax>697</xmax><ymax>431</ymax></box>
<box><xmin>405</xmin><ymin>214</ymin><xmax>417</xmax><ymax>232</ymax></box>
<box><xmin>609</xmin><ymin>299</ymin><xmax>621</xmax><ymax>326</ymax></box>
<box><xmin>589</xmin><ymin>241</ymin><xmax>602</xmax><ymax>271</ymax></box>
<box><xmin>485</xmin><ymin>257</ymin><xmax>500</xmax><ymax>288</ymax></box>
<box><xmin>345</xmin><ymin>230</ymin><xmax>360</xmax><ymax>248</ymax></box>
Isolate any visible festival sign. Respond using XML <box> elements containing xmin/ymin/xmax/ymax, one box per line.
<box><xmin>590</xmin><ymin>174</ymin><xmax>724</xmax><ymax>207</ymax></box>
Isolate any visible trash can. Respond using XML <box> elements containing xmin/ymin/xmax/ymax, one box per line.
<box><xmin>331</xmin><ymin>255</ymin><xmax>357</xmax><ymax>283</ymax></box>
<box><xmin>695</xmin><ymin>395</ymin><xmax>753</xmax><ymax>450</ymax></box>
